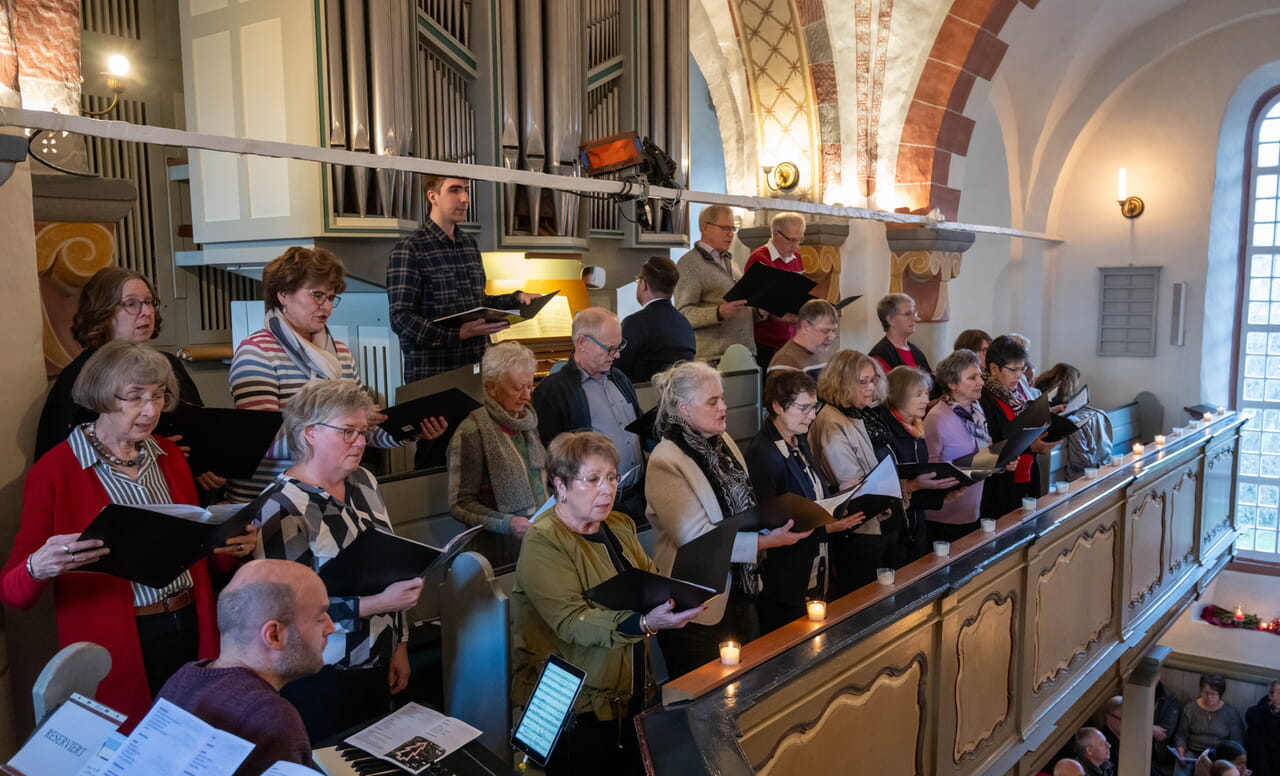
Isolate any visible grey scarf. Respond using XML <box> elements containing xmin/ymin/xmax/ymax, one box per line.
<box><xmin>470</xmin><ymin>396</ymin><xmax>547</xmax><ymax>516</ymax></box>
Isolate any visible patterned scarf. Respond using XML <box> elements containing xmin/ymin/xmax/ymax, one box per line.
<box><xmin>946</xmin><ymin>396</ymin><xmax>992</xmax><ymax>447</ymax></box>
<box><xmin>842</xmin><ymin>403</ymin><xmax>893</xmax><ymax>451</ymax></box>
<box><xmin>470</xmin><ymin>396</ymin><xmax>547</xmax><ymax>517</ymax></box>
<box><xmin>265</xmin><ymin>308</ymin><xmax>343</xmax><ymax>380</ymax></box>
<box><xmin>983</xmin><ymin>373</ymin><xmax>1025</xmax><ymax>414</ymax></box>
<box><xmin>889</xmin><ymin>408</ymin><xmax>924</xmax><ymax>439</ymax></box>
<box><xmin>665</xmin><ymin>419</ymin><xmax>760</xmax><ymax>596</ymax></box>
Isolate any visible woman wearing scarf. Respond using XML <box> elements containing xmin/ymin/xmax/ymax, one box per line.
<box><xmin>745</xmin><ymin>371</ymin><xmax>865</xmax><ymax>633</ymax></box>
<box><xmin>228</xmin><ymin>247</ymin><xmax>438</xmax><ymax>503</ymax></box>
<box><xmin>978</xmin><ymin>336</ymin><xmax>1056</xmax><ymax>519</ymax></box>
<box><xmin>448</xmin><ymin>341</ymin><xmax>549</xmax><ymax>537</ymax></box>
<box><xmin>924</xmin><ymin>350</ymin><xmax>991</xmax><ymax>541</ymax></box>
<box><xmin>645</xmin><ymin>361</ymin><xmax>809</xmax><ymax>677</ymax></box>
<box><xmin>876</xmin><ymin>367</ymin><xmax>959</xmax><ymax>562</ymax></box>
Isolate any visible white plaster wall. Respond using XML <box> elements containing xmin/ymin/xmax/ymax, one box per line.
<box><xmin>1160</xmin><ymin>570</ymin><xmax>1280</xmax><ymax>673</ymax></box>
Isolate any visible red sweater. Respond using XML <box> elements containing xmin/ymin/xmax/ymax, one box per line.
<box><xmin>745</xmin><ymin>244</ymin><xmax>805</xmax><ymax>350</ymax></box>
<box><xmin>0</xmin><ymin>438</ymin><xmax>221</xmax><ymax>726</ymax></box>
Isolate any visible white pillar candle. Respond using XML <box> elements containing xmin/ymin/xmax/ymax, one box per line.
<box><xmin>1132</xmin><ymin>442</ymin><xmax>1144</xmax><ymax>455</ymax></box>
<box><xmin>719</xmin><ymin>641</ymin><xmax>740</xmax><ymax>666</ymax></box>
<box><xmin>933</xmin><ymin>541</ymin><xmax>950</xmax><ymax>557</ymax></box>
<box><xmin>1154</xmin><ymin>435</ymin><xmax>1166</xmax><ymax>447</ymax></box>
<box><xmin>806</xmin><ymin>600</ymin><xmax>826</xmax><ymax>622</ymax></box>
<box><xmin>876</xmin><ymin>568</ymin><xmax>895</xmax><ymax>585</ymax></box>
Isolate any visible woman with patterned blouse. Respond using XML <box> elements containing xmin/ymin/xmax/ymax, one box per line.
<box><xmin>250</xmin><ymin>378</ymin><xmax>424</xmax><ymax>742</ymax></box>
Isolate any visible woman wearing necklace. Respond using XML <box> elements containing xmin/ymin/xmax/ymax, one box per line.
<box><xmin>1</xmin><ymin>341</ymin><xmax>255</xmax><ymax>725</ymax></box>
<box><xmin>228</xmin><ymin>247</ymin><xmax>444</xmax><ymax>503</ymax></box>
<box><xmin>249</xmin><ymin>378</ymin><xmax>425</xmax><ymax>742</ymax></box>
<box><xmin>876</xmin><ymin>367</ymin><xmax>961</xmax><ymax>563</ymax></box>
<box><xmin>511</xmin><ymin>432</ymin><xmax>701</xmax><ymax>775</ymax></box>
<box><xmin>745</xmin><ymin>371</ymin><xmax>865</xmax><ymax>632</ymax></box>
<box><xmin>924</xmin><ymin>350</ymin><xmax>995</xmax><ymax>542</ymax></box>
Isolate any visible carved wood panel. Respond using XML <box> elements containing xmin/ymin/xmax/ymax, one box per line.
<box><xmin>954</xmin><ymin>593</ymin><xmax>1015</xmax><ymax>763</ymax></box>
<box><xmin>1032</xmin><ymin>522</ymin><xmax>1116</xmax><ymax>693</ymax></box>
<box><xmin>1167</xmin><ymin>468</ymin><xmax>1199</xmax><ymax>576</ymax></box>
<box><xmin>1127</xmin><ymin>490</ymin><xmax>1166</xmax><ymax>610</ymax></box>
<box><xmin>756</xmin><ymin>655</ymin><xmax>926</xmax><ymax>776</ymax></box>
<box><xmin>1201</xmin><ymin>442</ymin><xmax>1237</xmax><ymax>548</ymax></box>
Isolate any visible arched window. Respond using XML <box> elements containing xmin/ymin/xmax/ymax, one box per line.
<box><xmin>1235</xmin><ymin>89</ymin><xmax>1280</xmax><ymax>556</ymax></box>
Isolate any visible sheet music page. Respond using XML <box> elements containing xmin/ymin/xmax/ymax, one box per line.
<box><xmin>529</xmin><ymin>495</ymin><xmax>558</xmax><ymax>522</ymax></box>
<box><xmin>859</xmin><ymin>456</ymin><xmax>903</xmax><ymax>499</ymax></box>
<box><xmin>618</xmin><ymin>464</ymin><xmax>642</xmax><ymax>491</ymax></box>
<box><xmin>1063</xmin><ymin>385</ymin><xmax>1089</xmax><ymax>415</ymax></box>
<box><xmin>491</xmin><ymin>295</ymin><xmax>572</xmax><ymax>342</ymax></box>
<box><xmin>98</xmin><ymin>699</ymin><xmax>252</xmax><ymax>776</ymax></box>
<box><xmin>344</xmin><ymin>703</ymin><xmax>481</xmax><ymax>775</ymax></box>
<box><xmin>813</xmin><ymin>486</ymin><xmax>856</xmax><ymax>516</ymax></box>
<box><xmin>258</xmin><ymin>763</ymin><xmax>317</xmax><ymax>776</ymax></box>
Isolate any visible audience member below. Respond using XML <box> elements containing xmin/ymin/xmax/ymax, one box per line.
<box><xmin>767</xmin><ymin>299</ymin><xmax>839</xmax><ymax>378</ymax></box>
<box><xmin>157</xmin><ymin>559</ymin><xmax>333</xmax><ymax>776</ymax></box>
<box><xmin>1073</xmin><ymin>726</ymin><xmax>1115</xmax><ymax>776</ymax></box>
<box><xmin>1053</xmin><ymin>759</ymin><xmax>1086</xmax><ymax>776</ymax></box>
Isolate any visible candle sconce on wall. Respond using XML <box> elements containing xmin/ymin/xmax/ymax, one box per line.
<box><xmin>1117</xmin><ymin>167</ymin><xmax>1145</xmax><ymax>218</ymax></box>
<box><xmin>762</xmin><ymin>161</ymin><xmax>800</xmax><ymax>193</ymax></box>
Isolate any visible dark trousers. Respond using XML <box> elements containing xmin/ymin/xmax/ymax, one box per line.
<box><xmin>137</xmin><ymin>604</ymin><xmax>200</xmax><ymax>695</ymax></box>
<box><xmin>827</xmin><ymin>531</ymin><xmax>889</xmax><ymax>600</ymax></box>
<box><xmin>542</xmin><ymin>712</ymin><xmax>642</xmax><ymax>776</ymax></box>
<box><xmin>281</xmin><ymin>665</ymin><xmax>391</xmax><ymax>744</ymax></box>
<box><xmin>928</xmin><ymin>520</ymin><xmax>979</xmax><ymax>543</ymax></box>
<box><xmin>656</xmin><ymin>594</ymin><xmax>759</xmax><ymax>680</ymax></box>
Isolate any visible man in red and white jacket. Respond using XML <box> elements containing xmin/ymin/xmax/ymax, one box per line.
<box><xmin>744</xmin><ymin>212</ymin><xmax>808</xmax><ymax>368</ymax></box>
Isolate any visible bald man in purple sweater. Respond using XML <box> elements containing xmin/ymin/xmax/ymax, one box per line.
<box><xmin>158</xmin><ymin>559</ymin><xmax>334</xmax><ymax>775</ymax></box>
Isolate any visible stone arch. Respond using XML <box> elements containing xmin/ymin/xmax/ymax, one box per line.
<box><xmin>895</xmin><ymin>0</ymin><xmax>1039</xmax><ymax>219</ymax></box>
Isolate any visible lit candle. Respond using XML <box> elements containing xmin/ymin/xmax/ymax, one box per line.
<box><xmin>1235</xmin><ymin>605</ymin><xmax>1245</xmax><ymax>622</ymax></box>
<box><xmin>806</xmin><ymin>600</ymin><xmax>827</xmax><ymax>622</ymax></box>
<box><xmin>1203</xmin><ymin>412</ymin><xmax>1213</xmax><ymax>422</ymax></box>
<box><xmin>1133</xmin><ymin>443</ymin><xmax>1144</xmax><ymax>456</ymax></box>
<box><xmin>1117</xmin><ymin>168</ymin><xmax>1128</xmax><ymax>201</ymax></box>
<box><xmin>1154</xmin><ymin>435</ymin><xmax>1166</xmax><ymax>447</ymax></box>
<box><xmin>719</xmin><ymin>641</ymin><xmax>740</xmax><ymax>666</ymax></box>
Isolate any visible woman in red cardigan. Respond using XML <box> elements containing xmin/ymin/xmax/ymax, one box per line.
<box><xmin>1</xmin><ymin>341</ymin><xmax>256</xmax><ymax>724</ymax></box>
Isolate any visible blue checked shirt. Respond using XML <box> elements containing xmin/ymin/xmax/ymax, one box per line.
<box><xmin>387</xmin><ymin>220</ymin><xmax>523</xmax><ymax>382</ymax></box>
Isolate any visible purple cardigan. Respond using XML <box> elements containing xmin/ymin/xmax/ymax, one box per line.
<box><xmin>923</xmin><ymin>400</ymin><xmax>985</xmax><ymax>525</ymax></box>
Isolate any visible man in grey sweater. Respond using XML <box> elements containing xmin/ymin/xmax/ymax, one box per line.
<box><xmin>673</xmin><ymin>204</ymin><xmax>756</xmax><ymax>362</ymax></box>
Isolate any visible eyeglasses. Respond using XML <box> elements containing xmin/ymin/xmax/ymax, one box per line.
<box><xmin>787</xmin><ymin>400</ymin><xmax>825</xmax><ymax>415</ymax></box>
<box><xmin>857</xmin><ymin>376</ymin><xmax>880</xmax><ymax>386</ymax></box>
<box><xmin>706</xmin><ymin>222</ymin><xmax>738</xmax><ymax>234</ymax></box>
<box><xmin>999</xmin><ymin>363</ymin><xmax>1026</xmax><ymax>374</ymax></box>
<box><xmin>894</xmin><ymin>309</ymin><xmax>920</xmax><ymax>318</ymax></box>
<box><xmin>114</xmin><ymin>391</ymin><xmax>171</xmax><ymax>407</ymax></box>
<box><xmin>573</xmin><ymin>472</ymin><xmax>621</xmax><ymax>490</ymax></box>
<box><xmin>119</xmin><ymin>298</ymin><xmax>158</xmax><ymax>316</ymax></box>
<box><xmin>585</xmin><ymin>334</ymin><xmax>628</xmax><ymax>357</ymax></box>
<box><xmin>316</xmin><ymin>422</ymin><xmax>369</xmax><ymax>444</ymax></box>
<box><xmin>306</xmin><ymin>290</ymin><xmax>342</xmax><ymax>308</ymax></box>
<box><xmin>774</xmin><ymin>230</ymin><xmax>804</xmax><ymax>242</ymax></box>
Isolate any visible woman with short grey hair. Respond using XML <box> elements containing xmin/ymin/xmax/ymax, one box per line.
<box><xmin>250</xmin><ymin>377</ymin><xmax>423</xmax><ymax>740</ymax></box>
<box><xmin>448</xmin><ymin>341</ymin><xmax>549</xmax><ymax>537</ymax></box>
<box><xmin>645</xmin><ymin>361</ymin><xmax>809</xmax><ymax>675</ymax></box>
<box><xmin>868</xmin><ymin>293</ymin><xmax>933</xmax><ymax>378</ymax></box>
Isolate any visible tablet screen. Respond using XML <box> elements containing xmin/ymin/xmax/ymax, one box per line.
<box><xmin>511</xmin><ymin>655</ymin><xmax>586</xmax><ymax>767</ymax></box>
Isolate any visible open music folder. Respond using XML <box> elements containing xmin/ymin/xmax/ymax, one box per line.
<box><xmin>155</xmin><ymin>402</ymin><xmax>282</xmax><ymax>479</ymax></box>
<box><xmin>739</xmin><ymin>455</ymin><xmax>904</xmax><ymax>532</ymax></box>
<box><xmin>316</xmin><ymin>526</ymin><xmax>482</xmax><ymax>599</ymax></box>
<box><xmin>722</xmin><ymin>263</ymin><xmax>816</xmax><ymax>318</ymax></box>
<box><xmin>432</xmin><ymin>290</ymin><xmax>561</xmax><ymax>326</ymax></box>
<box><xmin>75</xmin><ymin>497</ymin><xmax>261</xmax><ymax>589</ymax></box>
<box><xmin>379</xmin><ymin>387</ymin><xmax>481</xmax><ymax>442</ymax></box>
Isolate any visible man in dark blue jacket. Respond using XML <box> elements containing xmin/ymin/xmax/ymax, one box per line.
<box><xmin>615</xmin><ymin>255</ymin><xmax>696</xmax><ymax>383</ymax></box>
<box><xmin>532</xmin><ymin>307</ymin><xmax>647</xmax><ymax>519</ymax></box>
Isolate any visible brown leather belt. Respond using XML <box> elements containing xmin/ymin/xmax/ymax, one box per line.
<box><xmin>134</xmin><ymin>588</ymin><xmax>193</xmax><ymax>617</ymax></box>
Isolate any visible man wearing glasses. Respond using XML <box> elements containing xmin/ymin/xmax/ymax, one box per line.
<box><xmin>745</xmin><ymin>212</ymin><xmax>808</xmax><ymax>368</ymax></box>
<box><xmin>673</xmin><ymin>204</ymin><xmax>756</xmax><ymax>363</ymax></box>
<box><xmin>767</xmin><ymin>299</ymin><xmax>839</xmax><ymax>378</ymax></box>
<box><xmin>532</xmin><ymin>308</ymin><xmax>646</xmax><ymax>518</ymax></box>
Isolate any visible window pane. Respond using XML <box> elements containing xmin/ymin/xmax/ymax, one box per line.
<box><xmin>1253</xmin><ymin>255</ymin><xmax>1274</xmax><ymax>277</ymax></box>
<box><xmin>1240</xmin><ymin>481</ymin><xmax>1259</xmax><ymax>503</ymax></box>
<box><xmin>1246</xmin><ymin>355</ymin><xmax>1266</xmax><ymax>377</ymax></box>
<box><xmin>1267</xmin><ymin>302</ymin><xmax>1280</xmax><ymax>324</ymax></box>
<box><xmin>1257</xmin><ymin>224</ymin><xmax>1277</xmax><ymax>246</ymax></box>
<box><xmin>1268</xmin><ymin>332</ymin><xmax>1280</xmax><ymax>353</ymax></box>
<box><xmin>1244</xmin><ymin>379</ymin><xmax>1265</xmax><ymax>400</ymax></box>
<box><xmin>1268</xmin><ymin>356</ymin><xmax>1280</xmax><ymax>378</ymax></box>
<box><xmin>1261</xmin><ymin>455</ymin><xmax>1280</xmax><ymax>478</ymax></box>
<box><xmin>1262</xmin><ymin>431</ymin><xmax>1280</xmax><ymax>454</ymax></box>
<box><xmin>1243</xmin><ymin>429</ymin><xmax>1261</xmax><ymax>452</ymax></box>
<box><xmin>1264</xmin><ymin>118</ymin><xmax>1280</xmax><ymax>143</ymax></box>
<box><xmin>1241</xmin><ymin>453</ymin><xmax>1260</xmax><ymax>476</ymax></box>
<box><xmin>1261</xmin><ymin>507</ymin><xmax>1279</xmax><ymax>529</ymax></box>
<box><xmin>1238</xmin><ymin>530</ymin><xmax>1256</xmax><ymax>552</ymax></box>
<box><xmin>1259</xmin><ymin>484</ymin><xmax>1278</xmax><ymax>506</ymax></box>
<box><xmin>1263</xmin><ymin>409</ymin><xmax>1280</xmax><ymax>429</ymax></box>
<box><xmin>1259</xmin><ymin>198</ymin><xmax>1280</xmax><ymax>224</ymax></box>
<box><xmin>1251</xmin><ymin>278</ymin><xmax>1271</xmax><ymax>300</ymax></box>
<box><xmin>1260</xmin><ymin>174</ymin><xmax>1279</xmax><ymax>198</ymax></box>
<box><xmin>1247</xmin><ymin>331</ymin><xmax>1266</xmax><ymax>353</ymax></box>
<box><xmin>1261</xmin><ymin>143</ymin><xmax>1280</xmax><ymax>169</ymax></box>
<box><xmin>1238</xmin><ymin>505</ymin><xmax>1257</xmax><ymax>528</ymax></box>
<box><xmin>1257</xmin><ymin>530</ymin><xmax>1278</xmax><ymax>554</ymax></box>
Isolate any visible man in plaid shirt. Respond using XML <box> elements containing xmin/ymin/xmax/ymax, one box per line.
<box><xmin>387</xmin><ymin>176</ymin><xmax>537</xmax><ymax>382</ymax></box>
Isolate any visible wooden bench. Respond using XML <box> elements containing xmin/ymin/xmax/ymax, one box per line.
<box><xmin>1039</xmin><ymin>390</ymin><xmax>1164</xmax><ymax>491</ymax></box>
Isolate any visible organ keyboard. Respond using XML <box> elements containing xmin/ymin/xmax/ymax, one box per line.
<box><xmin>313</xmin><ymin>741</ymin><xmax>516</xmax><ymax>776</ymax></box>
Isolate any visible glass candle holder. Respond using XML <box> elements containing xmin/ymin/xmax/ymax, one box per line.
<box><xmin>933</xmin><ymin>540</ymin><xmax>950</xmax><ymax>557</ymax></box>
<box><xmin>980</xmin><ymin>518</ymin><xmax>997</xmax><ymax>533</ymax></box>
<box><xmin>806</xmin><ymin>600</ymin><xmax>827</xmax><ymax>622</ymax></box>
<box><xmin>719</xmin><ymin>641</ymin><xmax>741</xmax><ymax>666</ymax></box>
<box><xmin>876</xmin><ymin>568</ymin><xmax>895</xmax><ymax>585</ymax></box>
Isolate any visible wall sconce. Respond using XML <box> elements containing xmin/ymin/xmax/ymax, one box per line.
<box><xmin>762</xmin><ymin>161</ymin><xmax>800</xmax><ymax>192</ymax></box>
<box><xmin>83</xmin><ymin>55</ymin><xmax>130</xmax><ymax>117</ymax></box>
<box><xmin>1116</xmin><ymin>167</ymin><xmax>1144</xmax><ymax>218</ymax></box>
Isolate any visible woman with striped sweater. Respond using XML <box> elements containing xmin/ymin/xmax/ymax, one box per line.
<box><xmin>228</xmin><ymin>247</ymin><xmax>441</xmax><ymax>502</ymax></box>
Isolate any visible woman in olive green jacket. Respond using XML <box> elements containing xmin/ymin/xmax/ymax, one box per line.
<box><xmin>511</xmin><ymin>432</ymin><xmax>700</xmax><ymax>776</ymax></box>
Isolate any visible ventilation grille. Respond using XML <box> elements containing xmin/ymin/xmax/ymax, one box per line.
<box><xmin>586</xmin><ymin>80</ymin><xmax>622</xmax><ymax>232</ymax></box>
<box><xmin>82</xmin><ymin>0</ymin><xmax>142</xmax><ymax>39</ymax></box>
<box><xmin>193</xmin><ymin>267</ymin><xmax>261</xmax><ymax>334</ymax></box>
<box><xmin>80</xmin><ymin>95</ymin><xmax>156</xmax><ymax>281</ymax></box>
